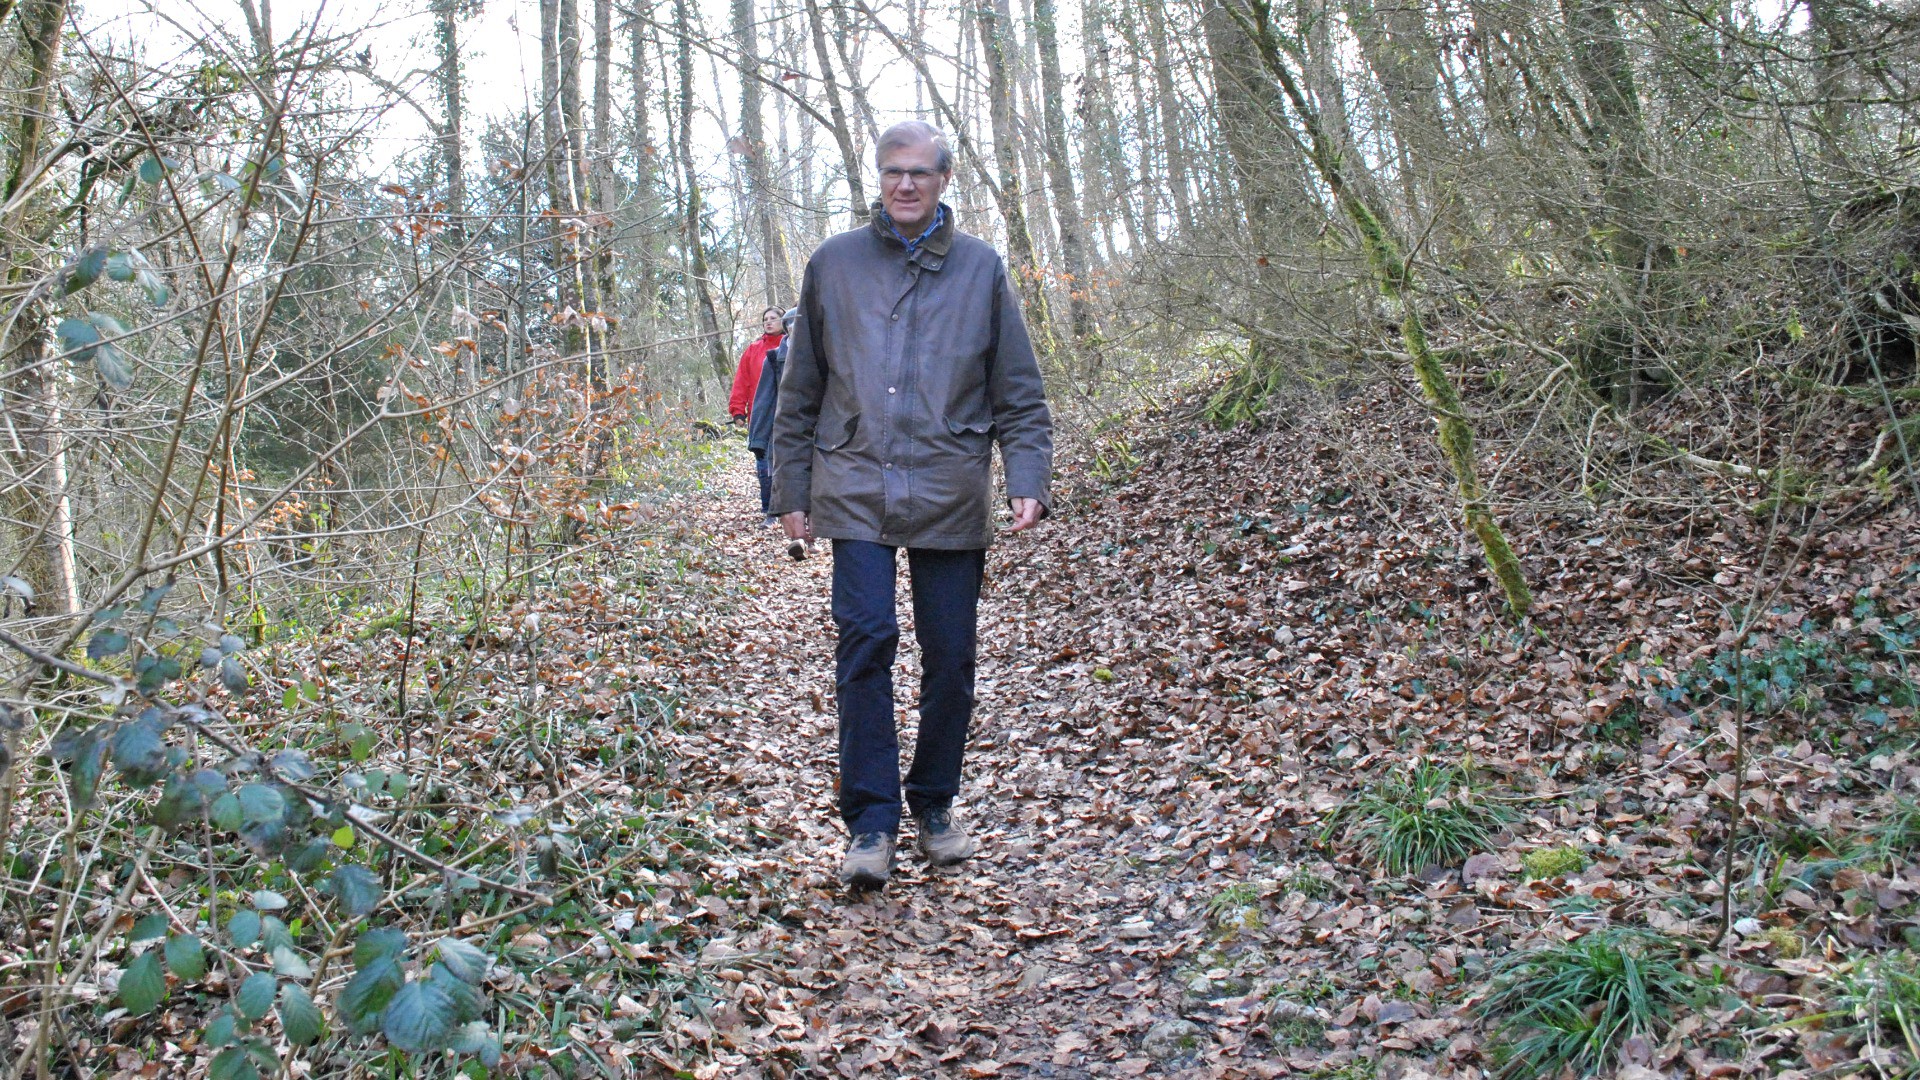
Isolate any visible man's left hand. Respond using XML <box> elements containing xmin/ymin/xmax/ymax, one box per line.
<box><xmin>1008</xmin><ymin>498</ymin><xmax>1043</xmax><ymax>533</ymax></box>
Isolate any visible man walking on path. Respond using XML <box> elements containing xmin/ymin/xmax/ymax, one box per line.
<box><xmin>770</xmin><ymin>121</ymin><xmax>1053</xmax><ymax>888</ymax></box>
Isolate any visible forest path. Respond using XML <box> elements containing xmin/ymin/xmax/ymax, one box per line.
<box><xmin>653</xmin><ymin>454</ymin><xmax>1273</xmax><ymax>1079</ymax></box>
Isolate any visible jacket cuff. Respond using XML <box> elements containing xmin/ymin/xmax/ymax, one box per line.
<box><xmin>769</xmin><ymin>471</ymin><xmax>811</xmax><ymax>516</ymax></box>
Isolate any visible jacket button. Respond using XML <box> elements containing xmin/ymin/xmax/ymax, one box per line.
<box><xmin>888</xmin><ymin>386</ymin><xmax>896</xmax><ymax>394</ymax></box>
<box><xmin>891</xmin><ymin>313</ymin><xmax>899</xmax><ymax>321</ymax></box>
<box><xmin>884</xmin><ymin>462</ymin><xmax>893</xmax><ymax>469</ymax></box>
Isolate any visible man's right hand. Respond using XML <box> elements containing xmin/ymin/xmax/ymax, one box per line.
<box><xmin>779</xmin><ymin>511</ymin><xmax>811</xmax><ymax>541</ymax></box>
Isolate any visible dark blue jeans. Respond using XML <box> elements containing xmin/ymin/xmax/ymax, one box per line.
<box><xmin>752</xmin><ymin>452</ymin><xmax>772</xmax><ymax>514</ymax></box>
<box><xmin>832</xmin><ymin>539</ymin><xmax>986</xmax><ymax>836</ymax></box>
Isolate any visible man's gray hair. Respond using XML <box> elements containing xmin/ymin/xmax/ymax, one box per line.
<box><xmin>874</xmin><ymin>121</ymin><xmax>953</xmax><ymax>174</ymax></box>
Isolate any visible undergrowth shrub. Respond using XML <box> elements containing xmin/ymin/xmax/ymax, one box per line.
<box><xmin>1323</xmin><ymin>758</ymin><xmax>1514</xmax><ymax>875</ymax></box>
<box><xmin>1479</xmin><ymin>928</ymin><xmax>1702</xmax><ymax>1078</ymax></box>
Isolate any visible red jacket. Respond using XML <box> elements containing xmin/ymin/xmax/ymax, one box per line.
<box><xmin>728</xmin><ymin>332</ymin><xmax>783</xmax><ymax>419</ymax></box>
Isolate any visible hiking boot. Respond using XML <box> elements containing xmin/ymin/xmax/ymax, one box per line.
<box><xmin>839</xmin><ymin>832</ymin><xmax>895</xmax><ymax>888</ymax></box>
<box><xmin>915</xmin><ymin>807</ymin><xmax>975</xmax><ymax>867</ymax></box>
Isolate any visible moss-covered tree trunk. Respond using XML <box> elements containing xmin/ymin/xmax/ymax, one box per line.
<box><xmin>1229</xmin><ymin>0</ymin><xmax>1533</xmax><ymax>616</ymax></box>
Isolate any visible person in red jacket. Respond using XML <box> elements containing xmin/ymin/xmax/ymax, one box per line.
<box><xmin>728</xmin><ymin>306</ymin><xmax>786</xmax><ymax>424</ymax></box>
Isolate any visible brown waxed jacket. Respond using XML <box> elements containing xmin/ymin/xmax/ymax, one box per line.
<box><xmin>768</xmin><ymin>204</ymin><xmax>1053</xmax><ymax>549</ymax></box>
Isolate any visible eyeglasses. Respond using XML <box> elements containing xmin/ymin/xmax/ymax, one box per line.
<box><xmin>879</xmin><ymin>166</ymin><xmax>943</xmax><ymax>186</ymax></box>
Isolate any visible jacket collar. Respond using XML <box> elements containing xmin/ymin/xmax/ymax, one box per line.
<box><xmin>870</xmin><ymin>201</ymin><xmax>955</xmax><ymax>270</ymax></box>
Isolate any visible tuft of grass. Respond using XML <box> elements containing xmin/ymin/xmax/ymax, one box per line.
<box><xmin>1324</xmin><ymin>759</ymin><xmax>1515</xmax><ymax>875</ymax></box>
<box><xmin>1522</xmin><ymin>845</ymin><xmax>1588</xmax><ymax>880</ymax></box>
<box><xmin>1479</xmin><ymin>928</ymin><xmax>1701</xmax><ymax>1078</ymax></box>
<box><xmin>1282</xmin><ymin>865</ymin><xmax>1336</xmax><ymax>899</ymax></box>
<box><xmin>1872</xmin><ymin>798</ymin><xmax>1920</xmax><ymax>864</ymax></box>
<box><xmin>1833</xmin><ymin>950</ymin><xmax>1920</xmax><ymax>1058</ymax></box>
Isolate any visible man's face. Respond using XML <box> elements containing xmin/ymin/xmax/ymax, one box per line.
<box><xmin>878</xmin><ymin>138</ymin><xmax>950</xmax><ymax>235</ymax></box>
<box><xmin>763</xmin><ymin>309</ymin><xmax>783</xmax><ymax>334</ymax></box>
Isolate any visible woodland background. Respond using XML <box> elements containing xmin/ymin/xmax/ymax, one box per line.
<box><xmin>0</xmin><ymin>0</ymin><xmax>1916</xmax><ymax>1075</ymax></box>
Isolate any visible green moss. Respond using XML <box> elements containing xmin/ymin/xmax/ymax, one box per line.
<box><xmin>1522</xmin><ymin>846</ymin><xmax>1588</xmax><ymax>881</ymax></box>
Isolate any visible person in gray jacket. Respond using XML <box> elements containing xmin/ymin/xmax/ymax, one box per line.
<box><xmin>770</xmin><ymin>120</ymin><xmax>1053</xmax><ymax>888</ymax></box>
<box><xmin>746</xmin><ymin>307</ymin><xmax>797</xmax><ymax>523</ymax></box>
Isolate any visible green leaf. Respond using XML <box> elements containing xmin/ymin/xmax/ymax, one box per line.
<box><xmin>103</xmin><ymin>250</ymin><xmax>168</xmax><ymax>306</ymax></box>
<box><xmin>330</xmin><ymin>864</ymin><xmax>381</xmax><ymax>917</ymax></box>
<box><xmin>204</xmin><ymin>1006</ymin><xmax>240</xmax><ymax>1048</ymax></box>
<box><xmin>220</xmin><ymin>655</ymin><xmax>249</xmax><ymax>694</ymax></box>
<box><xmin>131</xmin><ymin>912</ymin><xmax>169</xmax><ymax>942</ymax></box>
<box><xmin>331</xmin><ymin>824</ymin><xmax>355</xmax><ymax>848</ymax></box>
<box><xmin>119</xmin><ymin>949</ymin><xmax>168</xmax><ymax>1015</ymax></box>
<box><xmin>284</xmin><ymin>836</ymin><xmax>331</xmax><ymax>874</ymax></box>
<box><xmin>259</xmin><ymin>915</ymin><xmax>295</xmax><ymax>955</ymax></box>
<box><xmin>86</xmin><ymin>628</ymin><xmax>129</xmax><ymax>660</ymax></box>
<box><xmin>337</xmin><ymin>953</ymin><xmax>402</xmax><ymax>1033</ymax></box>
<box><xmin>55</xmin><ymin>316</ymin><xmax>101</xmax><ymax>359</ymax></box>
<box><xmin>200</xmin><ymin>646</ymin><xmax>222</xmax><ymax>668</ymax></box>
<box><xmin>270</xmin><ymin>944</ymin><xmax>312</xmax><ymax>978</ymax></box>
<box><xmin>210</xmin><ymin>791</ymin><xmax>244</xmax><ymax>831</ymax></box>
<box><xmin>383</xmin><ymin>976</ymin><xmax>460</xmax><ymax>1053</ymax></box>
<box><xmin>281</xmin><ymin>685</ymin><xmax>299</xmax><ymax>711</ymax></box>
<box><xmin>220</xmin><ymin>633</ymin><xmax>246</xmax><ymax>655</ymax></box>
<box><xmin>234</xmin><ymin>971</ymin><xmax>276</xmax><ymax>1020</ymax></box>
<box><xmin>94</xmin><ymin>342</ymin><xmax>134</xmax><ymax>391</ymax></box>
<box><xmin>165</xmin><ymin>933</ymin><xmax>207</xmax><ymax>981</ymax></box>
<box><xmin>138</xmin><ymin>154</ymin><xmax>174</xmax><ymax>185</ymax></box>
<box><xmin>69</xmin><ymin>727</ymin><xmax>107</xmax><ymax>809</ymax></box>
<box><xmin>353</xmin><ymin>926</ymin><xmax>407</xmax><ymax>966</ymax></box>
<box><xmin>110</xmin><ymin>717</ymin><xmax>168</xmax><ymax>786</ymax></box>
<box><xmin>134</xmin><ymin>654</ymin><xmax>182</xmax><ymax>693</ymax></box>
<box><xmin>236</xmin><ymin>782</ymin><xmax>285</xmax><ymax>824</ymax></box>
<box><xmin>250</xmin><ymin>889</ymin><xmax>288</xmax><ymax>911</ymax></box>
<box><xmin>137</xmin><ymin>582</ymin><xmax>173</xmax><ymax>612</ymax></box>
<box><xmin>434</xmin><ymin>938</ymin><xmax>489</xmax><ymax>984</ymax></box>
<box><xmin>85</xmin><ymin>313</ymin><xmax>134</xmax><ymax>390</ymax></box>
<box><xmin>136</xmin><ymin>265</ymin><xmax>170</xmax><ymax>306</ymax></box>
<box><xmin>207</xmin><ymin>1046</ymin><xmax>259</xmax><ymax>1080</ymax></box>
<box><xmin>279</xmin><ymin>982</ymin><xmax>327</xmax><ymax>1046</ymax></box>
<box><xmin>270</xmin><ymin>748</ymin><xmax>313</xmax><ymax>780</ymax></box>
<box><xmin>227</xmin><ymin>909</ymin><xmax>262</xmax><ymax>948</ymax></box>
<box><xmin>450</xmin><ymin>1020</ymin><xmax>502</xmax><ymax>1065</ymax></box>
<box><xmin>64</xmin><ymin>247</ymin><xmax>108</xmax><ymax>296</ymax></box>
<box><xmin>429</xmin><ymin>963</ymin><xmax>485</xmax><ymax>1021</ymax></box>
<box><xmin>155</xmin><ymin>767</ymin><xmax>225</xmax><ymax>830</ymax></box>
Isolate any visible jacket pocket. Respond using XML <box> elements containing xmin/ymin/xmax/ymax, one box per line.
<box><xmin>943</xmin><ymin>415</ymin><xmax>994</xmax><ymax>456</ymax></box>
<box><xmin>817</xmin><ymin>412</ymin><xmax>858</xmax><ymax>451</ymax></box>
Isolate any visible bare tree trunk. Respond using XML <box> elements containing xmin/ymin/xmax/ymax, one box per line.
<box><xmin>629</xmin><ymin>9</ymin><xmax>663</xmax><ymax>353</ymax></box>
<box><xmin>1082</xmin><ymin>0</ymin><xmax>1142</xmax><ymax>257</ymax></box>
<box><xmin>1563</xmin><ymin>0</ymin><xmax>1670</xmax><ymax>407</ymax></box>
<box><xmin>539</xmin><ymin>0</ymin><xmax>582</xmax><ymax>358</ymax></box>
<box><xmin>981</xmin><ymin>0</ymin><xmax>1058</xmax><ymax>361</ymax></box>
<box><xmin>1031</xmin><ymin>0</ymin><xmax>1098</xmax><ymax>343</ymax></box>
<box><xmin>828</xmin><ymin>0</ymin><xmax>881</xmax><ymax>142</ymax></box>
<box><xmin>733</xmin><ymin>0</ymin><xmax>794</xmax><ymax>302</ymax></box>
<box><xmin>588</xmin><ymin>0</ymin><xmax>618</xmax><ymax>383</ymax></box>
<box><xmin>1142</xmin><ymin>0</ymin><xmax>1194</xmax><ymax>235</ymax></box>
<box><xmin>1118</xmin><ymin>5</ymin><xmax>1160</xmax><ymax>234</ymax></box>
<box><xmin>1345</xmin><ymin>0</ymin><xmax>1446</xmax><ymax>217</ymax></box>
<box><xmin>433</xmin><ymin>0</ymin><xmax>468</xmax><ymax>247</ymax></box>
<box><xmin>1</xmin><ymin>0</ymin><xmax>78</xmax><ymax>623</ymax></box>
<box><xmin>804</xmin><ymin>0</ymin><xmax>870</xmax><ymax>223</ymax></box>
<box><xmin>675</xmin><ymin>0</ymin><xmax>731</xmax><ymax>381</ymax></box>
